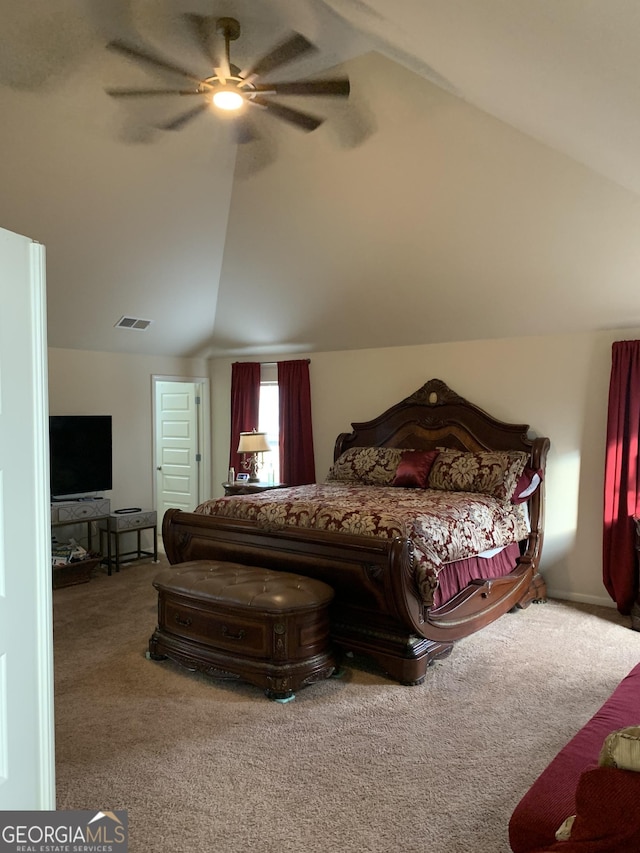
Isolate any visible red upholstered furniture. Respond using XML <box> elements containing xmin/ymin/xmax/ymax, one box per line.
<box><xmin>535</xmin><ymin>767</ymin><xmax>640</xmax><ymax>852</ymax></box>
<box><xmin>509</xmin><ymin>662</ymin><xmax>640</xmax><ymax>852</ymax></box>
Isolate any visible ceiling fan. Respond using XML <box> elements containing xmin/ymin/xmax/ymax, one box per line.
<box><xmin>105</xmin><ymin>16</ymin><xmax>350</xmax><ymax>141</ymax></box>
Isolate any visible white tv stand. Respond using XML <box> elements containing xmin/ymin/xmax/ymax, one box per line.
<box><xmin>51</xmin><ymin>498</ymin><xmax>111</xmax><ymax>552</ymax></box>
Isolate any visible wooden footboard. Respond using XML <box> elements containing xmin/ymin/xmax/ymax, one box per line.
<box><xmin>162</xmin><ymin>508</ymin><xmax>545</xmax><ymax>684</ymax></box>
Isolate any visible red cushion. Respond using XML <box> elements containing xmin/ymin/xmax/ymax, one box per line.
<box><xmin>392</xmin><ymin>450</ymin><xmax>439</xmax><ymax>489</ymax></box>
<box><xmin>534</xmin><ymin>767</ymin><xmax>640</xmax><ymax>852</ymax></box>
<box><xmin>509</xmin><ymin>662</ymin><xmax>640</xmax><ymax>853</ymax></box>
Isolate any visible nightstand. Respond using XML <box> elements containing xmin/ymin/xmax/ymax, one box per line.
<box><xmin>98</xmin><ymin>510</ymin><xmax>158</xmax><ymax>575</ymax></box>
<box><xmin>223</xmin><ymin>482</ymin><xmax>287</xmax><ymax>496</ymax></box>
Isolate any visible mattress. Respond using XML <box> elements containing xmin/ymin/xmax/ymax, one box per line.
<box><xmin>195</xmin><ymin>483</ymin><xmax>530</xmax><ymax>605</ymax></box>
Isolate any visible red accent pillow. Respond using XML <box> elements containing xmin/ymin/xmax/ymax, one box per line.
<box><xmin>511</xmin><ymin>467</ymin><xmax>543</xmax><ymax>504</ymax></box>
<box><xmin>392</xmin><ymin>450</ymin><xmax>439</xmax><ymax>489</ymax></box>
<box><xmin>536</xmin><ymin>767</ymin><xmax>640</xmax><ymax>852</ymax></box>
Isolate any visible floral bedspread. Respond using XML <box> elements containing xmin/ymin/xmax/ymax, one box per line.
<box><xmin>195</xmin><ymin>484</ymin><xmax>530</xmax><ymax>606</ymax></box>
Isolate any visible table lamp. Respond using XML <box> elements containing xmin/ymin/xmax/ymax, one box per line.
<box><xmin>237</xmin><ymin>430</ymin><xmax>271</xmax><ymax>482</ymax></box>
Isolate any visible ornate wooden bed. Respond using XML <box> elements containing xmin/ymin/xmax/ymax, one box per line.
<box><xmin>162</xmin><ymin>379</ymin><xmax>550</xmax><ymax>685</ymax></box>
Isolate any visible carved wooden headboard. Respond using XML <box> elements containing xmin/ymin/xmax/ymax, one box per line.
<box><xmin>334</xmin><ymin>378</ymin><xmax>548</xmax><ymax>471</ymax></box>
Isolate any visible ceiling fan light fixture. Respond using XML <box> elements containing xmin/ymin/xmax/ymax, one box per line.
<box><xmin>212</xmin><ymin>88</ymin><xmax>244</xmax><ymax>111</ymax></box>
<box><xmin>106</xmin><ymin>17</ymin><xmax>350</xmax><ymax>135</ymax></box>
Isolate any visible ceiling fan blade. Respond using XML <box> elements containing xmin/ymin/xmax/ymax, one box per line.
<box><xmin>184</xmin><ymin>13</ymin><xmax>218</xmax><ymax>67</ymax></box>
<box><xmin>233</xmin><ymin>116</ymin><xmax>259</xmax><ymax>145</ymax></box>
<box><xmin>253</xmin><ymin>79</ymin><xmax>350</xmax><ymax>97</ymax></box>
<box><xmin>241</xmin><ymin>32</ymin><xmax>318</xmax><ymax>82</ymax></box>
<box><xmin>184</xmin><ymin>14</ymin><xmax>230</xmax><ymax>78</ymax></box>
<box><xmin>158</xmin><ymin>102</ymin><xmax>209</xmax><ymax>131</ymax></box>
<box><xmin>107</xmin><ymin>39</ymin><xmax>205</xmax><ymax>86</ymax></box>
<box><xmin>106</xmin><ymin>87</ymin><xmax>201</xmax><ymax>97</ymax></box>
<box><xmin>251</xmin><ymin>96</ymin><xmax>323</xmax><ymax>132</ymax></box>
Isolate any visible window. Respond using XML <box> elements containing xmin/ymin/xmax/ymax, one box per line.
<box><xmin>259</xmin><ymin>380</ymin><xmax>280</xmax><ymax>483</ymax></box>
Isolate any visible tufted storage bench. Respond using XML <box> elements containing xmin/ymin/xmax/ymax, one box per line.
<box><xmin>148</xmin><ymin>560</ymin><xmax>337</xmax><ymax>702</ymax></box>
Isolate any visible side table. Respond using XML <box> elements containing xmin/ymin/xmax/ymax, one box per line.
<box><xmin>51</xmin><ymin>498</ymin><xmax>110</xmax><ymax>553</ymax></box>
<box><xmin>223</xmin><ymin>482</ymin><xmax>287</xmax><ymax>496</ymax></box>
<box><xmin>98</xmin><ymin>510</ymin><xmax>159</xmax><ymax>575</ymax></box>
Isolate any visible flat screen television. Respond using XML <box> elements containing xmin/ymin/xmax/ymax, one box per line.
<box><xmin>49</xmin><ymin>415</ymin><xmax>112</xmax><ymax>499</ymax></box>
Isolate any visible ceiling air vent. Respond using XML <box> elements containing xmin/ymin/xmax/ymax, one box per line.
<box><xmin>115</xmin><ymin>316</ymin><xmax>152</xmax><ymax>331</ymax></box>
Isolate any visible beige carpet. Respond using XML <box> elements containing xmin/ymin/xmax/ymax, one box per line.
<box><xmin>53</xmin><ymin>558</ymin><xmax>640</xmax><ymax>853</ymax></box>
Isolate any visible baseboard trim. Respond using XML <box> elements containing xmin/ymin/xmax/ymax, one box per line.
<box><xmin>545</xmin><ymin>588</ymin><xmax>617</xmax><ymax>609</ymax></box>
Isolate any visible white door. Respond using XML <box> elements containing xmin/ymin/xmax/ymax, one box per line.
<box><xmin>153</xmin><ymin>380</ymin><xmax>204</xmax><ymax>517</ymax></box>
<box><xmin>0</xmin><ymin>227</ymin><xmax>55</xmax><ymax>808</ymax></box>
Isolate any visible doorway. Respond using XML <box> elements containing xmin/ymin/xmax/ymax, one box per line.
<box><xmin>152</xmin><ymin>376</ymin><xmax>211</xmax><ymax>519</ymax></box>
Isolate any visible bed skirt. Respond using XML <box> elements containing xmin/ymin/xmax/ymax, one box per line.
<box><xmin>433</xmin><ymin>542</ymin><xmax>522</xmax><ymax>608</ymax></box>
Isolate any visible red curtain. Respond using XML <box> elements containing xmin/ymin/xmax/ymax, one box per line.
<box><xmin>603</xmin><ymin>340</ymin><xmax>640</xmax><ymax>613</ymax></box>
<box><xmin>278</xmin><ymin>360</ymin><xmax>316</xmax><ymax>486</ymax></box>
<box><xmin>229</xmin><ymin>362</ymin><xmax>260</xmax><ymax>476</ymax></box>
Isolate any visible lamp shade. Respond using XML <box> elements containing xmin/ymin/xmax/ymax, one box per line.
<box><xmin>237</xmin><ymin>431</ymin><xmax>270</xmax><ymax>454</ymax></box>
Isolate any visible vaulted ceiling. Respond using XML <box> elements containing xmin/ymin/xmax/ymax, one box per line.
<box><xmin>2</xmin><ymin>0</ymin><xmax>640</xmax><ymax>358</ymax></box>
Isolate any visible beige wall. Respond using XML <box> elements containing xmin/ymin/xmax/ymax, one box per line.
<box><xmin>48</xmin><ymin>348</ymin><xmax>208</xmax><ymax>513</ymax></box>
<box><xmin>47</xmin><ymin>333</ymin><xmax>636</xmax><ymax>610</ymax></box>
<box><xmin>210</xmin><ymin>327</ymin><xmax>640</xmax><ymax>609</ymax></box>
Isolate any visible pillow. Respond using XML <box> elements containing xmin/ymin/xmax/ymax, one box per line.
<box><xmin>548</xmin><ymin>766</ymin><xmax>640</xmax><ymax>851</ymax></box>
<box><xmin>325</xmin><ymin>447</ymin><xmax>406</xmax><ymax>485</ymax></box>
<box><xmin>511</xmin><ymin>466</ymin><xmax>543</xmax><ymax>504</ymax></box>
<box><xmin>551</xmin><ymin>728</ymin><xmax>640</xmax><ymax>849</ymax></box>
<box><xmin>599</xmin><ymin>725</ymin><xmax>640</xmax><ymax>771</ymax></box>
<box><xmin>428</xmin><ymin>449</ymin><xmax>529</xmax><ymax>502</ymax></box>
<box><xmin>392</xmin><ymin>450</ymin><xmax>439</xmax><ymax>489</ymax></box>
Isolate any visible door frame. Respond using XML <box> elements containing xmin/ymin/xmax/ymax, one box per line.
<box><xmin>0</xmin><ymin>234</ymin><xmax>55</xmax><ymax>809</ymax></box>
<box><xmin>151</xmin><ymin>375</ymin><xmax>211</xmax><ymax>513</ymax></box>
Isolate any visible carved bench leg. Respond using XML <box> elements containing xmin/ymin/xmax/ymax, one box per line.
<box><xmin>267</xmin><ymin>690</ymin><xmax>295</xmax><ymax>703</ymax></box>
<box><xmin>147</xmin><ymin>633</ymin><xmax>168</xmax><ymax>661</ymax></box>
